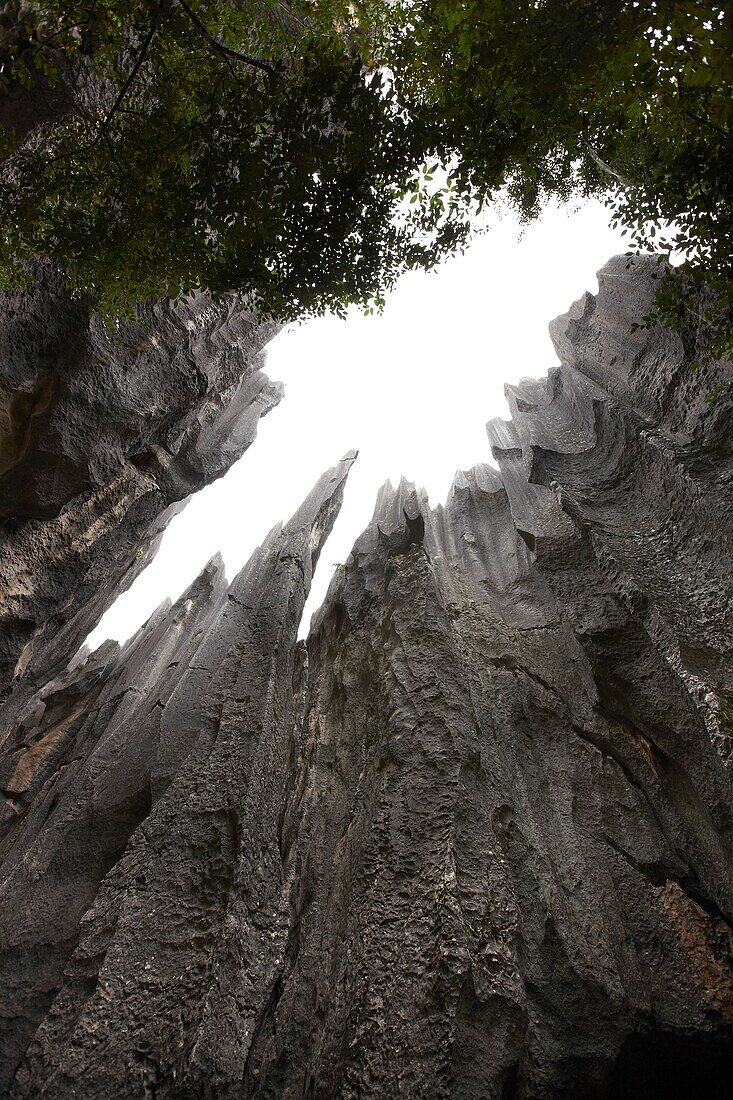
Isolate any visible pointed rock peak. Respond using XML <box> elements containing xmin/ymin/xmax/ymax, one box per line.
<box><xmin>116</xmin><ymin>553</ymin><xmax>229</xmax><ymax>660</ymax></box>
<box><xmin>165</xmin><ymin>550</ymin><xmax>228</xmax><ymax>606</ymax></box>
<box><xmin>450</xmin><ymin>463</ymin><xmax>503</xmax><ymax>499</ymax></box>
<box><xmin>504</xmin><ymin>375</ymin><xmax>554</xmax><ymax>415</ymax></box>
<box><xmin>202</xmin><ymin>550</ymin><xmax>226</xmax><ymax>576</ymax></box>
<box><xmin>173</xmin><ymin>551</ymin><xmax>229</xmax><ymax>610</ymax></box>
<box><xmin>397</xmin><ymin>477</ymin><xmax>426</xmax><ymax>518</ymax></box>
<box><xmin>227</xmin><ymin>456</ymin><xmax>355</xmax><ymax>599</ymax></box>
<box><xmin>549</xmin><ymin>287</ymin><xmax>596</xmax><ymax>367</ymax></box>
<box><xmin>473</xmin><ymin>463</ymin><xmax>504</xmax><ymax>494</ymax></box>
<box><xmin>372</xmin><ymin>479</ymin><xmax>397</xmax><ymax>519</ymax></box>
<box><xmin>548</xmin><ymin>254</ymin><xmax>687</xmax><ymax>424</ymax></box>
<box><xmin>280</xmin><ymin>451</ymin><xmax>357</xmax><ymax>580</ymax></box>
<box><xmin>372</xmin><ymin>477</ymin><xmax>427</xmax><ymax>534</ymax></box>
<box><xmin>487</xmin><ymin>416</ymin><xmax>522</xmax><ymax>455</ymax></box>
<box><xmin>451</xmin><ymin>469</ymin><xmax>470</xmax><ymax>493</ymax></box>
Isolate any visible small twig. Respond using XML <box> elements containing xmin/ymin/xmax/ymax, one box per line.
<box><xmin>28</xmin><ymin>18</ymin><xmax>94</xmax><ymax>53</ymax></box>
<box><xmin>39</xmin><ymin>8</ymin><xmax>160</xmax><ymax>173</ymax></box>
<box><xmin>584</xmin><ymin>142</ymin><xmax>637</xmax><ymax>190</ymax></box>
<box><xmin>175</xmin><ymin>0</ymin><xmax>278</xmax><ymax>77</ymax></box>
<box><xmin>682</xmin><ymin>108</ymin><xmax>729</xmax><ymax>137</ymax></box>
<box><xmin>95</xmin><ymin>13</ymin><xmax>160</xmax><ymax>145</ymax></box>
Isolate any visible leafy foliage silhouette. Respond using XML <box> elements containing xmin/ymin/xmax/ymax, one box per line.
<box><xmin>0</xmin><ymin>1</ymin><xmax>731</xmax><ymax>353</ymax></box>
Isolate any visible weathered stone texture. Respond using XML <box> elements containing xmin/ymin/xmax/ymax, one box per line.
<box><xmin>0</xmin><ymin>256</ymin><xmax>732</xmax><ymax>1098</ymax></box>
<box><xmin>0</xmin><ymin>453</ymin><xmax>355</xmax><ymax>1097</ymax></box>
<box><xmin>0</xmin><ymin>264</ymin><xmax>281</xmax><ymax>701</ymax></box>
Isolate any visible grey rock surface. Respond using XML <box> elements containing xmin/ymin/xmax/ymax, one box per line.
<box><xmin>1</xmin><ymin>255</ymin><xmax>732</xmax><ymax>1098</ymax></box>
<box><xmin>492</xmin><ymin>256</ymin><xmax>733</xmax><ymax>761</ymax></box>
<box><xmin>0</xmin><ymin>264</ymin><xmax>281</xmax><ymax>701</ymax></box>
<box><xmin>0</xmin><ymin>453</ymin><xmax>356</xmax><ymax>1096</ymax></box>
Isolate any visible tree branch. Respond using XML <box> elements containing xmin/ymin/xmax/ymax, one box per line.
<box><xmin>95</xmin><ymin>12</ymin><xmax>159</xmax><ymax>145</ymax></box>
<box><xmin>37</xmin><ymin>7</ymin><xmax>160</xmax><ymax>173</ymax></box>
<box><xmin>174</xmin><ymin>0</ymin><xmax>278</xmax><ymax>77</ymax></box>
<box><xmin>584</xmin><ymin>143</ymin><xmax>637</xmax><ymax>190</ymax></box>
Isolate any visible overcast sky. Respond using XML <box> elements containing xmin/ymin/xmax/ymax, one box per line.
<box><xmin>86</xmin><ymin>197</ymin><xmax>628</xmax><ymax>650</ymax></box>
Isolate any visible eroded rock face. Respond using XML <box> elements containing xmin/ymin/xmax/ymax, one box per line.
<box><xmin>0</xmin><ymin>256</ymin><xmax>732</xmax><ymax>1098</ymax></box>
<box><xmin>0</xmin><ymin>453</ymin><xmax>355</xmax><ymax>1096</ymax></box>
<box><xmin>0</xmin><ymin>264</ymin><xmax>281</xmax><ymax>700</ymax></box>
<box><xmin>255</xmin><ymin>484</ymin><xmax>732</xmax><ymax>1098</ymax></box>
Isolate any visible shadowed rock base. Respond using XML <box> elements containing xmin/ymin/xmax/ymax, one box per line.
<box><xmin>0</xmin><ymin>256</ymin><xmax>732</xmax><ymax>1097</ymax></box>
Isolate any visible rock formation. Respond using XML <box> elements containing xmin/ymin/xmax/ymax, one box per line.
<box><xmin>0</xmin><ymin>264</ymin><xmax>280</xmax><ymax>702</ymax></box>
<box><xmin>0</xmin><ymin>256</ymin><xmax>732</xmax><ymax>1098</ymax></box>
<box><xmin>0</xmin><ymin>452</ymin><xmax>356</xmax><ymax>1097</ymax></box>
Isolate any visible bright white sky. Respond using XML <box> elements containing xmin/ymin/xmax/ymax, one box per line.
<box><xmin>86</xmin><ymin>197</ymin><xmax>628</xmax><ymax>650</ymax></box>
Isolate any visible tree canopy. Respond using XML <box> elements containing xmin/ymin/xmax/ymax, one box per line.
<box><xmin>0</xmin><ymin>1</ymin><xmax>731</xmax><ymax>352</ymax></box>
<box><xmin>387</xmin><ymin>1</ymin><xmax>733</xmax><ymax>358</ymax></box>
<box><xmin>0</xmin><ymin>1</ymin><xmax>467</xmax><ymax>319</ymax></box>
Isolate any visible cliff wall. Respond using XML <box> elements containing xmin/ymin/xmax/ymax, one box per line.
<box><xmin>0</xmin><ymin>257</ymin><xmax>731</xmax><ymax>1098</ymax></box>
<box><xmin>0</xmin><ymin>264</ymin><xmax>280</xmax><ymax>702</ymax></box>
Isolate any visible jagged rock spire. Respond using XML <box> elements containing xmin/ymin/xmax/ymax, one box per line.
<box><xmin>1</xmin><ymin>256</ymin><xmax>732</xmax><ymax>1097</ymax></box>
<box><xmin>0</xmin><ymin>454</ymin><xmax>355</xmax><ymax>1097</ymax></box>
<box><xmin>0</xmin><ymin>264</ymin><xmax>281</xmax><ymax>702</ymax></box>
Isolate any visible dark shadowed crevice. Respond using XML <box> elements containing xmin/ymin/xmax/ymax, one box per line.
<box><xmin>608</xmin><ymin>1031</ymin><xmax>733</xmax><ymax>1100</ymax></box>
